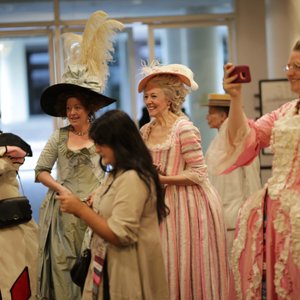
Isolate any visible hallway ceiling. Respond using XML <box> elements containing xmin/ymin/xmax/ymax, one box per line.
<box><xmin>0</xmin><ymin>0</ymin><xmax>234</xmax><ymax>20</ymax></box>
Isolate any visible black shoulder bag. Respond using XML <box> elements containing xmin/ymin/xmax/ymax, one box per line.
<box><xmin>71</xmin><ymin>248</ymin><xmax>91</xmax><ymax>292</ymax></box>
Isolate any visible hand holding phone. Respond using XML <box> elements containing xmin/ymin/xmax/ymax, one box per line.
<box><xmin>230</xmin><ymin>65</ymin><xmax>251</xmax><ymax>83</ymax></box>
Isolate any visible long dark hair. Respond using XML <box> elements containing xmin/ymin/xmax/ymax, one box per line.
<box><xmin>89</xmin><ymin>109</ymin><xmax>169</xmax><ymax>222</ymax></box>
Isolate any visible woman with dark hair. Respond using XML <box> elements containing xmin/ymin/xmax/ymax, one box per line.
<box><xmin>58</xmin><ymin>109</ymin><xmax>169</xmax><ymax>300</ymax></box>
<box><xmin>206</xmin><ymin>39</ymin><xmax>300</xmax><ymax>299</ymax></box>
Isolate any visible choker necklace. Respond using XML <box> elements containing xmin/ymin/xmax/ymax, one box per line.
<box><xmin>70</xmin><ymin>126</ymin><xmax>89</xmax><ymax>136</ymax></box>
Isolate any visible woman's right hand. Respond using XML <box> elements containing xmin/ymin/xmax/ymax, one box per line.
<box><xmin>153</xmin><ymin>163</ymin><xmax>166</xmax><ymax>176</ymax></box>
<box><xmin>57</xmin><ymin>192</ymin><xmax>85</xmax><ymax>217</ymax></box>
<box><xmin>223</xmin><ymin>63</ymin><xmax>242</xmax><ymax>98</ymax></box>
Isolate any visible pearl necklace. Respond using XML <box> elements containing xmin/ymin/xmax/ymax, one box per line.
<box><xmin>70</xmin><ymin>126</ymin><xmax>89</xmax><ymax>136</ymax></box>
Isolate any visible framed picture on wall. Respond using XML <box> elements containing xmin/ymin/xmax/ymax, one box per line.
<box><xmin>259</xmin><ymin>78</ymin><xmax>297</xmax><ymax>115</ymax></box>
<box><xmin>259</xmin><ymin>79</ymin><xmax>298</xmax><ymax>157</ymax></box>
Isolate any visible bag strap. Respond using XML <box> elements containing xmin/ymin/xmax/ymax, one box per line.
<box><xmin>16</xmin><ymin>171</ymin><xmax>25</xmax><ymax>196</ymax></box>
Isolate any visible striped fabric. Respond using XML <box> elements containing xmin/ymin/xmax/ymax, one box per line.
<box><xmin>92</xmin><ymin>244</ymin><xmax>107</xmax><ymax>300</ymax></box>
<box><xmin>142</xmin><ymin>117</ymin><xmax>229</xmax><ymax>300</ymax></box>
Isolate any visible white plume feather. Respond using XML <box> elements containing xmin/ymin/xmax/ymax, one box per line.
<box><xmin>81</xmin><ymin>18</ymin><xmax>124</xmax><ymax>87</ymax></box>
<box><xmin>62</xmin><ymin>10</ymin><xmax>124</xmax><ymax>92</ymax></box>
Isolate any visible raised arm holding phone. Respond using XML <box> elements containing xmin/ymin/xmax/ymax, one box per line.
<box><xmin>206</xmin><ymin>40</ymin><xmax>300</xmax><ymax>299</ymax></box>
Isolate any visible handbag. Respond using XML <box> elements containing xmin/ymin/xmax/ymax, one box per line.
<box><xmin>71</xmin><ymin>248</ymin><xmax>91</xmax><ymax>291</ymax></box>
<box><xmin>0</xmin><ymin>196</ymin><xmax>32</xmax><ymax>229</ymax></box>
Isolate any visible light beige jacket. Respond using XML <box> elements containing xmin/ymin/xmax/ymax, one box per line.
<box><xmin>82</xmin><ymin>170</ymin><xmax>169</xmax><ymax>300</ymax></box>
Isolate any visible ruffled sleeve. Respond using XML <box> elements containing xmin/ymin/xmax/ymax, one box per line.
<box><xmin>177</xmin><ymin>119</ymin><xmax>208</xmax><ymax>184</ymax></box>
<box><xmin>206</xmin><ymin>100</ymin><xmax>296</xmax><ymax>175</ymax></box>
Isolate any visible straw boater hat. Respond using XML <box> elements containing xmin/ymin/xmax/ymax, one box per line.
<box><xmin>40</xmin><ymin>11</ymin><xmax>124</xmax><ymax>117</ymax></box>
<box><xmin>204</xmin><ymin>93</ymin><xmax>231</xmax><ymax>107</ymax></box>
<box><xmin>138</xmin><ymin>61</ymin><xmax>199</xmax><ymax>93</ymax></box>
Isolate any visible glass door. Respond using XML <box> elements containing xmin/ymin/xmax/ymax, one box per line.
<box><xmin>0</xmin><ymin>33</ymin><xmax>54</xmax><ymax>221</ymax></box>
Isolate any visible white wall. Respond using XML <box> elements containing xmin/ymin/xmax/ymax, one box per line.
<box><xmin>234</xmin><ymin>0</ymin><xmax>300</xmax><ymax>184</ymax></box>
<box><xmin>235</xmin><ymin>0</ymin><xmax>268</xmax><ymax>119</ymax></box>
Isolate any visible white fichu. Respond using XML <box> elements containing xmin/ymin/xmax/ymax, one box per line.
<box><xmin>62</xmin><ymin>11</ymin><xmax>124</xmax><ymax>92</ymax></box>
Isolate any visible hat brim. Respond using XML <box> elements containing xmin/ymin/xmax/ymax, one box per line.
<box><xmin>201</xmin><ymin>100</ymin><xmax>231</xmax><ymax>107</ymax></box>
<box><xmin>40</xmin><ymin>83</ymin><xmax>117</xmax><ymax>117</ymax></box>
<box><xmin>138</xmin><ymin>72</ymin><xmax>192</xmax><ymax>93</ymax></box>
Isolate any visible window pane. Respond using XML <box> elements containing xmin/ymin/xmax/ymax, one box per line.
<box><xmin>0</xmin><ymin>35</ymin><xmax>53</xmax><ymax>221</ymax></box>
<box><xmin>59</xmin><ymin>0</ymin><xmax>234</xmax><ymax>19</ymax></box>
<box><xmin>0</xmin><ymin>1</ymin><xmax>54</xmax><ymax>23</ymax></box>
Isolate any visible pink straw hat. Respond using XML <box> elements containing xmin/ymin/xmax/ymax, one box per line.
<box><xmin>138</xmin><ymin>62</ymin><xmax>199</xmax><ymax>93</ymax></box>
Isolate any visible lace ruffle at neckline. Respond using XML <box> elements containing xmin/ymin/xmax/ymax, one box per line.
<box><xmin>142</xmin><ymin>116</ymin><xmax>186</xmax><ymax>151</ymax></box>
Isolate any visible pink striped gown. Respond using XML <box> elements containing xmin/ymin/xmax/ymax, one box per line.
<box><xmin>141</xmin><ymin>117</ymin><xmax>229</xmax><ymax>300</ymax></box>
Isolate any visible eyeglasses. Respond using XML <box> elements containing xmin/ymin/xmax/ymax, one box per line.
<box><xmin>283</xmin><ymin>63</ymin><xmax>300</xmax><ymax>72</ymax></box>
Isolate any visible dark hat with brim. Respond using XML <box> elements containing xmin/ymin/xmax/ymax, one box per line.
<box><xmin>40</xmin><ymin>83</ymin><xmax>117</xmax><ymax>117</ymax></box>
<box><xmin>0</xmin><ymin>133</ymin><xmax>32</xmax><ymax>156</ymax></box>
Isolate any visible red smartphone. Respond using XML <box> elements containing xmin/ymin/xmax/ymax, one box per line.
<box><xmin>230</xmin><ymin>65</ymin><xmax>251</xmax><ymax>83</ymax></box>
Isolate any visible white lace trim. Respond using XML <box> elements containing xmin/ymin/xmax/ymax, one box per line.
<box><xmin>272</xmin><ymin>189</ymin><xmax>300</xmax><ymax>299</ymax></box>
<box><xmin>143</xmin><ymin>116</ymin><xmax>187</xmax><ymax>151</ymax></box>
<box><xmin>267</xmin><ymin>114</ymin><xmax>300</xmax><ymax>199</ymax></box>
<box><xmin>230</xmin><ymin>187</ymin><xmax>266</xmax><ymax>300</ymax></box>
<box><xmin>231</xmin><ymin>103</ymin><xmax>300</xmax><ymax>299</ymax></box>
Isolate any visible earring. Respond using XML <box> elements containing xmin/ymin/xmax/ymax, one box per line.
<box><xmin>88</xmin><ymin>113</ymin><xmax>95</xmax><ymax>123</ymax></box>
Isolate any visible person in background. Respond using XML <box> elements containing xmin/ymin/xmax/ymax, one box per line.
<box><xmin>57</xmin><ymin>109</ymin><xmax>169</xmax><ymax>300</ymax></box>
<box><xmin>138</xmin><ymin>106</ymin><xmax>151</xmax><ymax>128</ymax></box>
<box><xmin>206</xmin><ymin>39</ymin><xmax>300</xmax><ymax>299</ymax></box>
<box><xmin>205</xmin><ymin>93</ymin><xmax>261</xmax><ymax>255</ymax></box>
<box><xmin>0</xmin><ymin>132</ymin><xmax>38</xmax><ymax>300</ymax></box>
<box><xmin>34</xmin><ymin>11</ymin><xmax>123</xmax><ymax>299</ymax></box>
<box><xmin>138</xmin><ymin>62</ymin><xmax>229</xmax><ymax>300</ymax></box>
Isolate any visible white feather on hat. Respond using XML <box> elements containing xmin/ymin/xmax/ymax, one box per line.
<box><xmin>62</xmin><ymin>10</ymin><xmax>124</xmax><ymax>93</ymax></box>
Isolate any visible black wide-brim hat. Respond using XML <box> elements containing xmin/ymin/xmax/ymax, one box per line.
<box><xmin>0</xmin><ymin>133</ymin><xmax>32</xmax><ymax>156</ymax></box>
<box><xmin>40</xmin><ymin>83</ymin><xmax>117</xmax><ymax>117</ymax></box>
